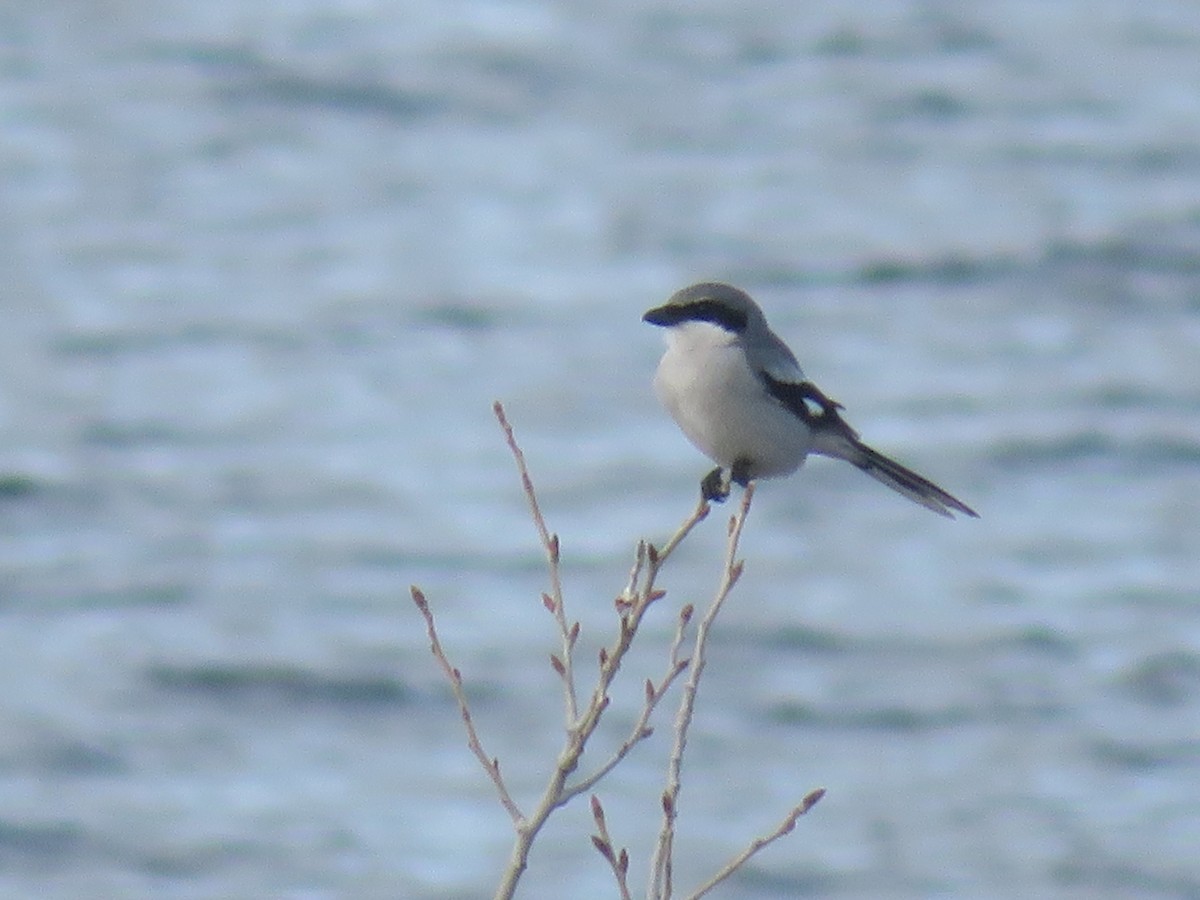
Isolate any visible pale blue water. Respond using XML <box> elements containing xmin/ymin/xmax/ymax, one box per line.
<box><xmin>1</xmin><ymin>3</ymin><xmax>1199</xmax><ymax>898</ymax></box>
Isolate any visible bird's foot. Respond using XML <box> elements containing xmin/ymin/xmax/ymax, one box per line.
<box><xmin>700</xmin><ymin>467</ymin><xmax>731</xmax><ymax>503</ymax></box>
<box><xmin>730</xmin><ymin>458</ymin><xmax>754</xmax><ymax>488</ymax></box>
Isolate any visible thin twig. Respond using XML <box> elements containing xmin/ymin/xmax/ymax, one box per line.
<box><xmin>589</xmin><ymin>795</ymin><xmax>634</xmax><ymax>900</ymax></box>
<box><xmin>411</xmin><ymin>586</ymin><xmax>523</xmax><ymax>823</ymax></box>
<box><xmin>422</xmin><ymin>404</ymin><xmax>778</xmax><ymax>900</ymax></box>
<box><xmin>565</xmin><ymin>499</ymin><xmax>708</xmax><ymax>764</ymax></box>
<box><xmin>654</xmin><ymin>494</ymin><xmax>712</xmax><ymax>565</ymax></box>
<box><xmin>494</xmin><ymin>402</ymin><xmax>579</xmax><ymax>727</ymax></box>
<box><xmin>649</xmin><ymin>484</ymin><xmax>756</xmax><ymax>900</ymax></box>
<box><xmin>620</xmin><ymin>541</ymin><xmax>649</xmax><ymax>607</ymax></box>
<box><xmin>686</xmin><ymin>789</ymin><xmax>826</xmax><ymax>899</ymax></box>
<box><xmin>490</xmin><ymin>407</ymin><xmax>712</xmax><ymax>900</ymax></box>
<box><xmin>564</xmin><ymin>603</ymin><xmax>695</xmax><ymax>798</ymax></box>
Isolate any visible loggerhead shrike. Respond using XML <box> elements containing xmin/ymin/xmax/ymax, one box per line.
<box><xmin>643</xmin><ymin>282</ymin><xmax>978</xmax><ymax>518</ymax></box>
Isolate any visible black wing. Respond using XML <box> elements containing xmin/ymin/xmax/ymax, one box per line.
<box><xmin>759</xmin><ymin>372</ymin><xmax>859</xmax><ymax>440</ymax></box>
<box><xmin>761</xmin><ymin>372</ymin><xmax>977</xmax><ymax>518</ymax></box>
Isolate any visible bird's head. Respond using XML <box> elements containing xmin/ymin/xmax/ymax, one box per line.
<box><xmin>642</xmin><ymin>282</ymin><xmax>765</xmax><ymax>335</ymax></box>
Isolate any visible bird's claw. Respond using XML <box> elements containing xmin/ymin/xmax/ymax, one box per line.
<box><xmin>730</xmin><ymin>458</ymin><xmax>754</xmax><ymax>488</ymax></box>
<box><xmin>700</xmin><ymin>467</ymin><xmax>731</xmax><ymax>503</ymax></box>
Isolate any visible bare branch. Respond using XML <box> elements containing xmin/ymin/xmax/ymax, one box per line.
<box><xmin>589</xmin><ymin>794</ymin><xmax>634</xmax><ymax>900</ymax></box>
<box><xmin>620</xmin><ymin>541</ymin><xmax>648</xmax><ymax>606</ymax></box>
<box><xmin>410</xmin><ymin>586</ymin><xmax>524</xmax><ymax>824</ymax></box>
<box><xmin>493</xmin><ymin>478</ymin><xmax>715</xmax><ymax>900</ymax></box>
<box><xmin>563</xmin><ymin>592</ymin><xmax>696</xmax><ymax>798</ymax></box>
<box><xmin>649</xmin><ymin>485</ymin><xmax>757</xmax><ymax>899</ymax></box>
<box><xmin>686</xmin><ymin>789</ymin><xmax>826</xmax><ymax>899</ymax></box>
<box><xmin>654</xmin><ymin>495</ymin><xmax>711</xmax><ymax>564</ymax></box>
<box><xmin>494</xmin><ymin>401</ymin><xmax>579</xmax><ymax>725</ymax></box>
<box><xmin>488</xmin><ymin>407</ymin><xmax>715</xmax><ymax>899</ymax></box>
<box><xmin>427</xmin><ymin>406</ymin><xmax>785</xmax><ymax>900</ymax></box>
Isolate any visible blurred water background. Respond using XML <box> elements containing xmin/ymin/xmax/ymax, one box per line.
<box><xmin>2</xmin><ymin>2</ymin><xmax>1199</xmax><ymax>898</ymax></box>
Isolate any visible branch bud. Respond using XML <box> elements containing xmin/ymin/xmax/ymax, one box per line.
<box><xmin>550</xmin><ymin>654</ymin><xmax>565</xmax><ymax>677</ymax></box>
<box><xmin>801</xmin><ymin>787</ymin><xmax>826</xmax><ymax>813</ymax></box>
<box><xmin>542</xmin><ymin>593</ymin><xmax>556</xmax><ymax>613</ymax></box>
<box><xmin>590</xmin><ymin>834</ymin><xmax>614</xmax><ymax>863</ymax></box>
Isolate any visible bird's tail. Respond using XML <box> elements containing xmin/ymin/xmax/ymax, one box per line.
<box><xmin>831</xmin><ymin>438</ymin><xmax>978</xmax><ymax>519</ymax></box>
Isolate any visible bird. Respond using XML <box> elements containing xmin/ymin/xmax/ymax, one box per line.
<box><xmin>643</xmin><ymin>282</ymin><xmax>978</xmax><ymax>518</ymax></box>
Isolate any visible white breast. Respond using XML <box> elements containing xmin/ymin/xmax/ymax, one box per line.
<box><xmin>653</xmin><ymin>322</ymin><xmax>813</xmax><ymax>478</ymax></box>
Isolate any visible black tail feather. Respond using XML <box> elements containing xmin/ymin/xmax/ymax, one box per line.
<box><xmin>846</xmin><ymin>441</ymin><xmax>978</xmax><ymax>519</ymax></box>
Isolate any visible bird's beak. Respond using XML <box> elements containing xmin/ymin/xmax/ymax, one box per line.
<box><xmin>642</xmin><ymin>304</ymin><xmax>677</xmax><ymax>326</ymax></box>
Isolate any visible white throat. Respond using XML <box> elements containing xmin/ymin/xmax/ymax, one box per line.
<box><xmin>662</xmin><ymin>320</ymin><xmax>740</xmax><ymax>354</ymax></box>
